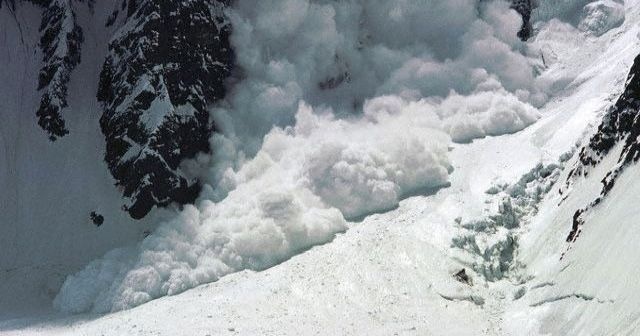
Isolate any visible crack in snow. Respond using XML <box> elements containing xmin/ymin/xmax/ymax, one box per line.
<box><xmin>437</xmin><ymin>293</ymin><xmax>486</xmax><ymax>306</ymax></box>
<box><xmin>530</xmin><ymin>281</ymin><xmax>556</xmax><ymax>290</ymax></box>
<box><xmin>529</xmin><ymin>293</ymin><xmax>615</xmax><ymax>307</ymax></box>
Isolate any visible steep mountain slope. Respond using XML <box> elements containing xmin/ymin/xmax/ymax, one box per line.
<box><xmin>97</xmin><ymin>0</ymin><xmax>233</xmax><ymax>219</ymax></box>
<box><xmin>0</xmin><ymin>0</ymin><xmax>538</xmax><ymax>317</ymax></box>
<box><xmin>0</xmin><ymin>0</ymin><xmax>233</xmax><ymax>317</ymax></box>
<box><xmin>564</xmin><ymin>52</ymin><xmax>640</xmax><ymax>243</ymax></box>
<box><xmin>0</xmin><ymin>1</ymin><xmax>145</xmax><ymax>318</ymax></box>
<box><xmin>505</xmin><ymin>5</ymin><xmax>640</xmax><ymax>332</ymax></box>
<box><xmin>2</xmin><ymin>1</ymin><xmax>639</xmax><ymax>335</ymax></box>
<box><xmin>45</xmin><ymin>0</ymin><xmax>549</xmax><ymax>316</ymax></box>
<box><xmin>35</xmin><ymin>0</ymin><xmax>84</xmax><ymax>140</ymax></box>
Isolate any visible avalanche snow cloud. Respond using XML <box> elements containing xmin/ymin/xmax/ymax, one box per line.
<box><xmin>55</xmin><ymin>0</ymin><xmax>547</xmax><ymax>313</ymax></box>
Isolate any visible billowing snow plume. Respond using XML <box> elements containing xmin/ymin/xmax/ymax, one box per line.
<box><xmin>55</xmin><ymin>0</ymin><xmax>547</xmax><ymax>313</ymax></box>
<box><xmin>534</xmin><ymin>0</ymin><xmax>625</xmax><ymax>36</ymax></box>
<box><xmin>214</xmin><ymin>0</ymin><xmax>546</xmax><ymax>157</ymax></box>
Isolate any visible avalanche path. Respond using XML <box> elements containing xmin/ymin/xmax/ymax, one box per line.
<box><xmin>2</xmin><ymin>0</ymin><xmax>640</xmax><ymax>335</ymax></box>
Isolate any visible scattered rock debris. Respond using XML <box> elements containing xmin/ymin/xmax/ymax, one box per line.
<box><xmin>454</xmin><ymin>268</ymin><xmax>473</xmax><ymax>286</ymax></box>
<box><xmin>90</xmin><ymin>211</ymin><xmax>104</xmax><ymax>227</ymax></box>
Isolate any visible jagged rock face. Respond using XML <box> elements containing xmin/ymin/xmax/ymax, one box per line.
<box><xmin>5</xmin><ymin>0</ymin><xmax>233</xmax><ymax>219</ymax></box>
<box><xmin>511</xmin><ymin>0</ymin><xmax>534</xmax><ymax>41</ymax></box>
<box><xmin>97</xmin><ymin>0</ymin><xmax>233</xmax><ymax>219</ymax></box>
<box><xmin>577</xmin><ymin>54</ymin><xmax>640</xmax><ymax>173</ymax></box>
<box><xmin>2</xmin><ymin>0</ymin><xmax>84</xmax><ymax>140</ymax></box>
<box><xmin>36</xmin><ymin>0</ymin><xmax>83</xmax><ymax>140</ymax></box>
<box><xmin>480</xmin><ymin>0</ymin><xmax>535</xmax><ymax>41</ymax></box>
<box><xmin>564</xmin><ymin>53</ymin><xmax>640</xmax><ymax>243</ymax></box>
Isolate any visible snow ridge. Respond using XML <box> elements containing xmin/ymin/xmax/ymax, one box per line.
<box><xmin>563</xmin><ymin>52</ymin><xmax>640</xmax><ymax>243</ymax></box>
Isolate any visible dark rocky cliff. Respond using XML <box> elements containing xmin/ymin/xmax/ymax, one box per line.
<box><xmin>97</xmin><ymin>0</ymin><xmax>233</xmax><ymax>218</ymax></box>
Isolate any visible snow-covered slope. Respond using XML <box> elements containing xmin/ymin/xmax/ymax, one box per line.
<box><xmin>0</xmin><ymin>0</ymin><xmax>232</xmax><ymax>318</ymax></box>
<box><xmin>505</xmin><ymin>4</ymin><xmax>640</xmax><ymax>332</ymax></box>
<box><xmin>2</xmin><ymin>0</ymin><xmax>640</xmax><ymax>335</ymax></box>
<box><xmin>0</xmin><ymin>1</ymin><xmax>150</xmax><ymax>318</ymax></box>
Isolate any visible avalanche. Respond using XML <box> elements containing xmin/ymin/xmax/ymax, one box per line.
<box><xmin>53</xmin><ymin>0</ymin><xmax>548</xmax><ymax>314</ymax></box>
<box><xmin>2</xmin><ymin>0</ymin><xmax>640</xmax><ymax>335</ymax></box>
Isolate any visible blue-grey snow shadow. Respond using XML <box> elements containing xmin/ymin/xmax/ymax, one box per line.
<box><xmin>347</xmin><ymin>182</ymin><xmax>452</xmax><ymax>223</ymax></box>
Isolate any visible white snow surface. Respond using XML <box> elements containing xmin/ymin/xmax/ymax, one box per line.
<box><xmin>3</xmin><ymin>0</ymin><xmax>640</xmax><ymax>335</ymax></box>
